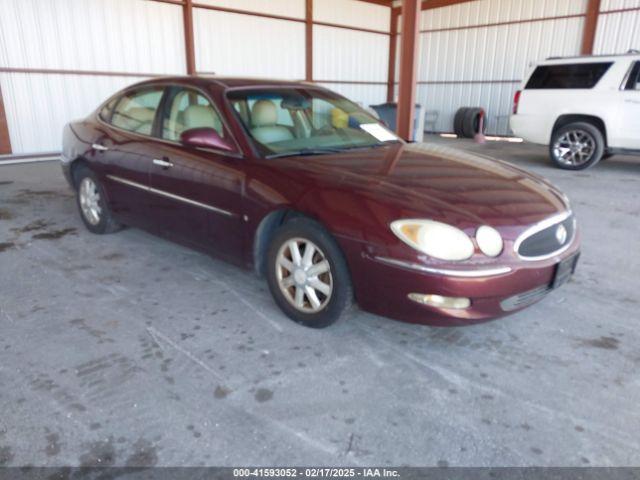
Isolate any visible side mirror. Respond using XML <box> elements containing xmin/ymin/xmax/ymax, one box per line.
<box><xmin>180</xmin><ymin>128</ymin><xmax>234</xmax><ymax>152</ymax></box>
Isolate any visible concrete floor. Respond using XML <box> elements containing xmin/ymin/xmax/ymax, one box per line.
<box><xmin>0</xmin><ymin>136</ymin><xmax>639</xmax><ymax>468</ymax></box>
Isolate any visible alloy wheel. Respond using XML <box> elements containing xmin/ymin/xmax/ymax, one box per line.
<box><xmin>275</xmin><ymin>237</ymin><xmax>333</xmax><ymax>313</ymax></box>
<box><xmin>552</xmin><ymin>129</ymin><xmax>596</xmax><ymax>167</ymax></box>
<box><xmin>79</xmin><ymin>177</ymin><xmax>102</xmax><ymax>225</ymax></box>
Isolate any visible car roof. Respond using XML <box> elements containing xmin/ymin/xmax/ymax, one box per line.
<box><xmin>541</xmin><ymin>51</ymin><xmax>640</xmax><ymax>65</ymax></box>
<box><xmin>131</xmin><ymin>75</ymin><xmax>325</xmax><ymax>92</ymax></box>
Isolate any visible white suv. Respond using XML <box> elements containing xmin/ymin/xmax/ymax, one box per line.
<box><xmin>510</xmin><ymin>52</ymin><xmax>640</xmax><ymax>170</ymax></box>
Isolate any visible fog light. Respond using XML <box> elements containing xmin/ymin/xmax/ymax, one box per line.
<box><xmin>408</xmin><ymin>293</ymin><xmax>471</xmax><ymax>309</ymax></box>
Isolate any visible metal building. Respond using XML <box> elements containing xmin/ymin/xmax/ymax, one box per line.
<box><xmin>0</xmin><ymin>0</ymin><xmax>638</xmax><ymax>156</ymax></box>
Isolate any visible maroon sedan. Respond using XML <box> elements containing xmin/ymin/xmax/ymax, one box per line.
<box><xmin>61</xmin><ymin>77</ymin><xmax>580</xmax><ymax>328</ymax></box>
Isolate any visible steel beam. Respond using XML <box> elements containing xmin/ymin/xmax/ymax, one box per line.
<box><xmin>396</xmin><ymin>0</ymin><xmax>421</xmax><ymax>140</ymax></box>
<box><xmin>0</xmin><ymin>84</ymin><xmax>11</xmax><ymax>155</ymax></box>
<box><xmin>386</xmin><ymin>7</ymin><xmax>400</xmax><ymax>102</ymax></box>
<box><xmin>306</xmin><ymin>0</ymin><xmax>313</xmax><ymax>81</ymax></box>
<box><xmin>183</xmin><ymin>0</ymin><xmax>196</xmax><ymax>74</ymax></box>
<box><xmin>582</xmin><ymin>0</ymin><xmax>602</xmax><ymax>55</ymax></box>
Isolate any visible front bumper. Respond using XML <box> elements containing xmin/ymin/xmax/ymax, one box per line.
<box><xmin>338</xmin><ymin>233</ymin><xmax>581</xmax><ymax>327</ymax></box>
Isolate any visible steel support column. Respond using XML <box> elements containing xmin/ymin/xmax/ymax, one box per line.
<box><xmin>306</xmin><ymin>0</ymin><xmax>313</xmax><ymax>81</ymax></box>
<box><xmin>183</xmin><ymin>0</ymin><xmax>196</xmax><ymax>74</ymax></box>
<box><xmin>396</xmin><ymin>0</ymin><xmax>421</xmax><ymax>140</ymax></box>
<box><xmin>581</xmin><ymin>0</ymin><xmax>601</xmax><ymax>55</ymax></box>
<box><xmin>0</xmin><ymin>84</ymin><xmax>11</xmax><ymax>155</ymax></box>
<box><xmin>386</xmin><ymin>7</ymin><xmax>400</xmax><ymax>102</ymax></box>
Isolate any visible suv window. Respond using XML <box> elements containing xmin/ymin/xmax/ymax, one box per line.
<box><xmin>161</xmin><ymin>88</ymin><xmax>225</xmax><ymax>141</ymax></box>
<box><xmin>625</xmin><ymin>61</ymin><xmax>640</xmax><ymax>90</ymax></box>
<box><xmin>525</xmin><ymin>62</ymin><xmax>613</xmax><ymax>89</ymax></box>
<box><xmin>111</xmin><ymin>87</ymin><xmax>164</xmax><ymax>135</ymax></box>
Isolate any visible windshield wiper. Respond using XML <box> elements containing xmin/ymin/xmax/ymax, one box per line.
<box><xmin>340</xmin><ymin>141</ymin><xmax>402</xmax><ymax>151</ymax></box>
<box><xmin>266</xmin><ymin>147</ymin><xmax>346</xmax><ymax>159</ymax></box>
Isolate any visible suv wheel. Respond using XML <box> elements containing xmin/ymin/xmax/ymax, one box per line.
<box><xmin>266</xmin><ymin>218</ymin><xmax>353</xmax><ymax>328</ymax></box>
<box><xmin>550</xmin><ymin>122</ymin><xmax>605</xmax><ymax>170</ymax></box>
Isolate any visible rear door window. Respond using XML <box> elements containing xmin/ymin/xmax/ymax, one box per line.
<box><xmin>525</xmin><ymin>62</ymin><xmax>613</xmax><ymax>89</ymax></box>
<box><xmin>110</xmin><ymin>87</ymin><xmax>164</xmax><ymax>135</ymax></box>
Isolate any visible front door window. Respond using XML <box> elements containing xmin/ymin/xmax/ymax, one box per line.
<box><xmin>162</xmin><ymin>88</ymin><xmax>226</xmax><ymax>142</ymax></box>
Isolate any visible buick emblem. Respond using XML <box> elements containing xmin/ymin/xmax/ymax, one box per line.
<box><xmin>555</xmin><ymin>224</ymin><xmax>568</xmax><ymax>245</ymax></box>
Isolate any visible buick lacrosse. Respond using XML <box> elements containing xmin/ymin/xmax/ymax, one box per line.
<box><xmin>61</xmin><ymin>77</ymin><xmax>580</xmax><ymax>328</ymax></box>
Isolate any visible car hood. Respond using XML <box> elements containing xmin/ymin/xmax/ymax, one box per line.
<box><xmin>271</xmin><ymin>143</ymin><xmax>568</xmax><ymax>232</ymax></box>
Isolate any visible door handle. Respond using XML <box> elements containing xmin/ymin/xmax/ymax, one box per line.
<box><xmin>92</xmin><ymin>143</ymin><xmax>109</xmax><ymax>151</ymax></box>
<box><xmin>153</xmin><ymin>158</ymin><xmax>174</xmax><ymax>168</ymax></box>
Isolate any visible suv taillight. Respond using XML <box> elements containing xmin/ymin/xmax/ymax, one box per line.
<box><xmin>513</xmin><ymin>90</ymin><xmax>521</xmax><ymax>115</ymax></box>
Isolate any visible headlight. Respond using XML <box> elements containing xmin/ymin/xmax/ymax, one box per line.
<box><xmin>476</xmin><ymin>225</ymin><xmax>503</xmax><ymax>257</ymax></box>
<box><xmin>391</xmin><ymin>219</ymin><xmax>474</xmax><ymax>261</ymax></box>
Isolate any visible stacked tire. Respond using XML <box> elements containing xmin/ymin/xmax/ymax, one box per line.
<box><xmin>453</xmin><ymin>107</ymin><xmax>485</xmax><ymax>138</ymax></box>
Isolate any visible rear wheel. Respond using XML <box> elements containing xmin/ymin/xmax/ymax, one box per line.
<box><xmin>74</xmin><ymin>165</ymin><xmax>121</xmax><ymax>234</ymax></box>
<box><xmin>550</xmin><ymin>122</ymin><xmax>605</xmax><ymax>170</ymax></box>
<box><xmin>266</xmin><ymin>218</ymin><xmax>352</xmax><ymax>328</ymax></box>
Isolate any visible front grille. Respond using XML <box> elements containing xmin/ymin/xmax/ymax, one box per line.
<box><xmin>500</xmin><ymin>285</ymin><xmax>550</xmax><ymax>312</ymax></box>
<box><xmin>516</xmin><ymin>213</ymin><xmax>575</xmax><ymax>259</ymax></box>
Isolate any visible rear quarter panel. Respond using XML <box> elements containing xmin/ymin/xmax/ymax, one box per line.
<box><xmin>61</xmin><ymin>114</ymin><xmax>113</xmax><ymax>187</ymax></box>
<box><xmin>514</xmin><ymin>90</ymin><xmax>613</xmax><ymax>145</ymax></box>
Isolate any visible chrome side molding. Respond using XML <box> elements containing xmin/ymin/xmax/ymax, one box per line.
<box><xmin>106</xmin><ymin>174</ymin><xmax>235</xmax><ymax>217</ymax></box>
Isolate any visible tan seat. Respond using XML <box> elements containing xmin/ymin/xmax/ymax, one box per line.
<box><xmin>183</xmin><ymin>105</ymin><xmax>223</xmax><ymax>135</ymax></box>
<box><xmin>114</xmin><ymin>107</ymin><xmax>155</xmax><ymax>134</ymax></box>
<box><xmin>250</xmin><ymin>100</ymin><xmax>294</xmax><ymax>144</ymax></box>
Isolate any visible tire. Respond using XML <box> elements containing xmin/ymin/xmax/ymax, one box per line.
<box><xmin>266</xmin><ymin>217</ymin><xmax>353</xmax><ymax>328</ymax></box>
<box><xmin>74</xmin><ymin>165</ymin><xmax>122</xmax><ymax>234</ymax></box>
<box><xmin>462</xmin><ymin>107</ymin><xmax>484</xmax><ymax>138</ymax></box>
<box><xmin>550</xmin><ymin>122</ymin><xmax>605</xmax><ymax>170</ymax></box>
<box><xmin>453</xmin><ymin>108</ymin><xmax>469</xmax><ymax>137</ymax></box>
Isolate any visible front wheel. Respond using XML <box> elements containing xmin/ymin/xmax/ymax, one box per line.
<box><xmin>550</xmin><ymin>122</ymin><xmax>605</xmax><ymax>170</ymax></box>
<box><xmin>266</xmin><ymin>218</ymin><xmax>353</xmax><ymax>328</ymax></box>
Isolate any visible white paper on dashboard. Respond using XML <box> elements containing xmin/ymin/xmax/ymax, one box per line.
<box><xmin>360</xmin><ymin>123</ymin><xmax>398</xmax><ymax>142</ymax></box>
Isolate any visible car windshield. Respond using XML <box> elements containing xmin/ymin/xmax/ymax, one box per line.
<box><xmin>227</xmin><ymin>88</ymin><xmax>401</xmax><ymax>158</ymax></box>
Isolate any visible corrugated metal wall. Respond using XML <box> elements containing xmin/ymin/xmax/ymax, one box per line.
<box><xmin>0</xmin><ymin>0</ymin><xmax>185</xmax><ymax>154</ymax></box>
<box><xmin>0</xmin><ymin>74</ymin><xmax>154</xmax><ymax>155</ymax></box>
<box><xmin>315</xmin><ymin>0</ymin><xmax>390</xmax><ymax>31</ymax></box>
<box><xmin>6</xmin><ymin>0</ymin><xmax>637</xmax><ymax>154</ymax></box>
<box><xmin>594</xmin><ymin>0</ymin><xmax>640</xmax><ymax>54</ymax></box>
<box><xmin>314</xmin><ymin>1</ymin><xmax>390</xmax><ymax>109</ymax></box>
<box><xmin>197</xmin><ymin>0</ymin><xmax>305</xmax><ymax>19</ymax></box>
<box><xmin>194</xmin><ymin>9</ymin><xmax>306</xmax><ymax>78</ymax></box>
<box><xmin>0</xmin><ymin>0</ymin><xmax>390</xmax><ymax>155</ymax></box>
<box><xmin>0</xmin><ymin>0</ymin><xmax>186</xmax><ymax>73</ymax></box>
<box><xmin>415</xmin><ymin>0</ymin><xmax>588</xmax><ymax>136</ymax></box>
